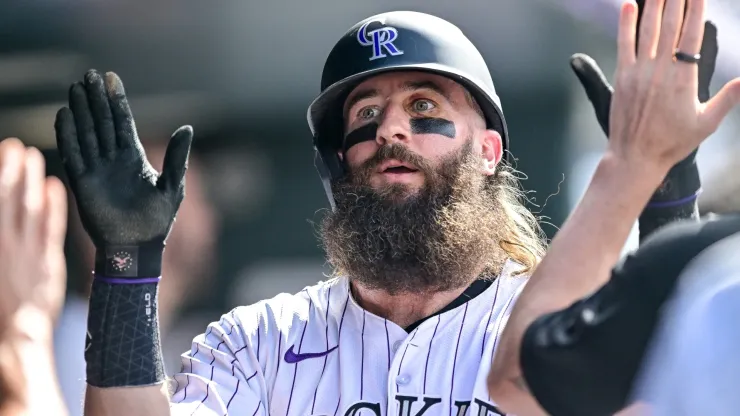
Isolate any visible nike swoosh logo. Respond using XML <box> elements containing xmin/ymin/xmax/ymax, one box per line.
<box><xmin>284</xmin><ymin>345</ymin><xmax>338</xmax><ymax>364</ymax></box>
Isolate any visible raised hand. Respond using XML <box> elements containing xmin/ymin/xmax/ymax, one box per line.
<box><xmin>570</xmin><ymin>0</ymin><xmax>720</xmax><ymax>240</ymax></box>
<box><xmin>0</xmin><ymin>139</ymin><xmax>69</xmax><ymax>416</ymax></box>
<box><xmin>570</xmin><ymin>4</ymin><xmax>718</xmax><ymax>134</ymax></box>
<box><xmin>0</xmin><ymin>138</ymin><xmax>67</xmax><ymax>341</ymax></box>
<box><xmin>55</xmin><ymin>70</ymin><xmax>193</xmax><ymax>278</ymax></box>
<box><xmin>609</xmin><ymin>0</ymin><xmax>740</xmax><ymax>176</ymax></box>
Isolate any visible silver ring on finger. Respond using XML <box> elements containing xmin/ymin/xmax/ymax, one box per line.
<box><xmin>674</xmin><ymin>50</ymin><xmax>701</xmax><ymax>64</ymax></box>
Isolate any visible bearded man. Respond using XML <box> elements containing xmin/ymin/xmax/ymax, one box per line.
<box><xmin>51</xmin><ymin>6</ymin><xmax>721</xmax><ymax>416</ymax></box>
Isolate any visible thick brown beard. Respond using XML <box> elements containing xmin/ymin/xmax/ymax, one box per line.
<box><xmin>320</xmin><ymin>138</ymin><xmax>510</xmax><ymax>295</ymax></box>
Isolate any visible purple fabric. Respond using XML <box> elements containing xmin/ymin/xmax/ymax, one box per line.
<box><xmin>94</xmin><ymin>275</ymin><xmax>161</xmax><ymax>284</ymax></box>
<box><xmin>646</xmin><ymin>192</ymin><xmax>700</xmax><ymax>208</ymax></box>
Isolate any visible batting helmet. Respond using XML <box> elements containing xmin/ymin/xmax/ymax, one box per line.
<box><xmin>307</xmin><ymin>11</ymin><xmax>509</xmax><ymax>209</ymax></box>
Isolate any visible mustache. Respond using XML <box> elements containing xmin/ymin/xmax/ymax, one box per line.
<box><xmin>356</xmin><ymin>144</ymin><xmax>434</xmax><ymax>176</ymax></box>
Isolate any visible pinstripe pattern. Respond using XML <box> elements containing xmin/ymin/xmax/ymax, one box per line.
<box><xmin>423</xmin><ymin>315</ymin><xmax>441</xmax><ymax>394</ymax></box>
<box><xmin>481</xmin><ymin>278</ymin><xmax>502</xmax><ymax>358</ymax></box>
<box><xmin>168</xmin><ymin>260</ymin><xmax>527</xmax><ymax>416</ymax></box>
<box><xmin>449</xmin><ymin>304</ymin><xmax>468</xmax><ymax>416</ymax></box>
<box><xmin>285</xmin><ymin>291</ymin><xmax>312</xmax><ymax>415</ymax></box>
<box><xmin>310</xmin><ymin>286</ymin><xmax>332</xmax><ymax>413</ymax></box>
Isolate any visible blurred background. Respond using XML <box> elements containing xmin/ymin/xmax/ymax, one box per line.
<box><xmin>0</xmin><ymin>0</ymin><xmax>738</xmax><ymax>413</ymax></box>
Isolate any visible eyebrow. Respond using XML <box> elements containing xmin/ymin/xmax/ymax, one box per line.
<box><xmin>343</xmin><ymin>88</ymin><xmax>379</xmax><ymax>118</ymax></box>
<box><xmin>343</xmin><ymin>79</ymin><xmax>454</xmax><ymax>118</ymax></box>
<box><xmin>401</xmin><ymin>80</ymin><xmax>453</xmax><ymax>103</ymax></box>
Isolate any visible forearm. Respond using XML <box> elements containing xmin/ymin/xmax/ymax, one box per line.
<box><xmin>490</xmin><ymin>152</ymin><xmax>667</xmax><ymax>406</ymax></box>
<box><xmin>529</xmin><ymin>153</ymin><xmax>663</xmax><ymax>293</ymax></box>
<box><xmin>0</xmin><ymin>304</ymin><xmax>68</xmax><ymax>416</ymax></box>
<box><xmin>485</xmin><ymin>379</ymin><xmax>549</xmax><ymax>416</ymax></box>
<box><xmin>508</xmin><ymin>153</ymin><xmax>666</xmax><ymax>338</ymax></box>
<box><xmin>84</xmin><ymin>276</ymin><xmax>169</xmax><ymax>416</ymax></box>
<box><xmin>84</xmin><ymin>384</ymin><xmax>171</xmax><ymax>416</ymax></box>
<box><xmin>0</xmin><ymin>338</ymin><xmax>67</xmax><ymax>416</ymax></box>
<box><xmin>21</xmin><ymin>342</ymin><xmax>68</xmax><ymax>416</ymax></box>
<box><xmin>0</xmin><ymin>336</ymin><xmax>26</xmax><ymax>415</ymax></box>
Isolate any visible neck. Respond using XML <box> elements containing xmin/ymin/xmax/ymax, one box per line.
<box><xmin>349</xmin><ymin>279</ymin><xmax>471</xmax><ymax>329</ymax></box>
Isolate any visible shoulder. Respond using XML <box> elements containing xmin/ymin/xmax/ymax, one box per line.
<box><xmin>497</xmin><ymin>259</ymin><xmax>530</xmax><ymax>304</ymax></box>
<box><xmin>183</xmin><ymin>277</ymin><xmax>349</xmax><ymax>368</ymax></box>
<box><xmin>673</xmin><ymin>229</ymin><xmax>740</xmax><ymax>294</ymax></box>
<box><xmin>633</xmin><ymin>233</ymin><xmax>740</xmax><ymax>414</ymax></box>
<box><xmin>616</xmin><ymin>213</ymin><xmax>740</xmax><ymax>279</ymax></box>
<box><xmin>474</xmin><ymin>259</ymin><xmax>530</xmax><ymax>331</ymax></box>
<box><xmin>225</xmin><ymin>276</ymin><xmax>349</xmax><ymax>337</ymax></box>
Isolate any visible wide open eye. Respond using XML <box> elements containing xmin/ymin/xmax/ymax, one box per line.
<box><xmin>411</xmin><ymin>99</ymin><xmax>437</xmax><ymax>113</ymax></box>
<box><xmin>357</xmin><ymin>106</ymin><xmax>381</xmax><ymax>120</ymax></box>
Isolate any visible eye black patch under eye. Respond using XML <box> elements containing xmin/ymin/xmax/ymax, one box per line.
<box><xmin>343</xmin><ymin>123</ymin><xmax>378</xmax><ymax>153</ymax></box>
<box><xmin>410</xmin><ymin>117</ymin><xmax>456</xmax><ymax>139</ymax></box>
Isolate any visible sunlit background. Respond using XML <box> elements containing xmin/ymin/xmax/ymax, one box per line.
<box><xmin>1</xmin><ymin>1</ymin><xmax>738</xmax><ymax>413</ymax></box>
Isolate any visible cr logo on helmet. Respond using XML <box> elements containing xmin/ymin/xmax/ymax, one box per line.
<box><xmin>357</xmin><ymin>21</ymin><xmax>404</xmax><ymax>61</ymax></box>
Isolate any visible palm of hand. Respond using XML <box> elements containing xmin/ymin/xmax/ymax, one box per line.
<box><xmin>608</xmin><ymin>0</ymin><xmax>740</xmax><ymax>171</ymax></box>
<box><xmin>54</xmin><ymin>70</ymin><xmax>193</xmax><ymax>250</ymax></box>
<box><xmin>72</xmin><ymin>151</ymin><xmax>180</xmax><ymax>247</ymax></box>
<box><xmin>0</xmin><ymin>142</ymin><xmax>68</xmax><ymax>340</ymax></box>
<box><xmin>609</xmin><ymin>69</ymin><xmax>702</xmax><ymax>165</ymax></box>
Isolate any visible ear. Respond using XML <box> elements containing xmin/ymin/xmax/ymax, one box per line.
<box><xmin>337</xmin><ymin>150</ymin><xmax>344</xmax><ymax>162</ymax></box>
<box><xmin>480</xmin><ymin>129</ymin><xmax>503</xmax><ymax>175</ymax></box>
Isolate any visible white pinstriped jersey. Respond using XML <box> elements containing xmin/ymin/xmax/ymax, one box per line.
<box><xmin>169</xmin><ymin>259</ymin><xmax>528</xmax><ymax>416</ymax></box>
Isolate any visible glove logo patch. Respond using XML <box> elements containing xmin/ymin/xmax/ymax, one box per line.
<box><xmin>111</xmin><ymin>251</ymin><xmax>133</xmax><ymax>272</ymax></box>
<box><xmin>104</xmin><ymin>246</ymin><xmax>139</xmax><ymax>277</ymax></box>
<box><xmin>357</xmin><ymin>20</ymin><xmax>404</xmax><ymax>61</ymax></box>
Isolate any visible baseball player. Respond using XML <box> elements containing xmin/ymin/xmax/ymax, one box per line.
<box><xmin>51</xmin><ymin>5</ymin><xmax>725</xmax><ymax>416</ymax></box>
<box><xmin>56</xmin><ymin>12</ymin><xmax>545</xmax><ymax>416</ymax></box>
<box><xmin>489</xmin><ymin>0</ymin><xmax>740</xmax><ymax>414</ymax></box>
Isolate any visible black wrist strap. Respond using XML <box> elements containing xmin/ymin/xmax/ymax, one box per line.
<box><xmin>647</xmin><ymin>160</ymin><xmax>701</xmax><ymax>206</ymax></box>
<box><xmin>94</xmin><ymin>241</ymin><xmax>165</xmax><ymax>278</ymax></box>
<box><xmin>85</xmin><ymin>279</ymin><xmax>165</xmax><ymax>387</ymax></box>
<box><xmin>639</xmin><ymin>201</ymin><xmax>699</xmax><ymax>243</ymax></box>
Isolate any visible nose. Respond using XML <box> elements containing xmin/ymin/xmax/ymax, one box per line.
<box><xmin>375</xmin><ymin>102</ymin><xmax>411</xmax><ymax>146</ymax></box>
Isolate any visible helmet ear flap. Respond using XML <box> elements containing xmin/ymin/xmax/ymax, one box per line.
<box><xmin>314</xmin><ymin>140</ymin><xmax>346</xmax><ymax>182</ymax></box>
<box><xmin>313</xmin><ymin>146</ymin><xmax>343</xmax><ymax>211</ymax></box>
<box><xmin>313</xmin><ymin>109</ymin><xmax>349</xmax><ymax>211</ymax></box>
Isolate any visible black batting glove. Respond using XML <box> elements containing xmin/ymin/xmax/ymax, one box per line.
<box><xmin>54</xmin><ymin>70</ymin><xmax>193</xmax><ymax>279</ymax></box>
<box><xmin>570</xmin><ymin>2</ymin><xmax>718</xmax><ymax>242</ymax></box>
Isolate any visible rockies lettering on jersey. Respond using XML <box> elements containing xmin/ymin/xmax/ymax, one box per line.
<box><xmin>169</xmin><ymin>259</ymin><xmax>527</xmax><ymax>415</ymax></box>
